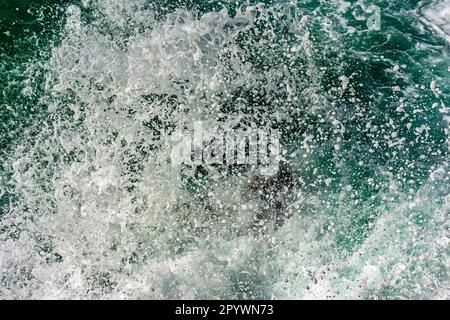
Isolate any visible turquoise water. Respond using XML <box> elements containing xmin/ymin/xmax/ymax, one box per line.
<box><xmin>0</xmin><ymin>0</ymin><xmax>449</xmax><ymax>299</ymax></box>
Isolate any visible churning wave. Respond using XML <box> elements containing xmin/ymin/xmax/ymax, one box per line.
<box><xmin>0</xmin><ymin>0</ymin><xmax>449</xmax><ymax>299</ymax></box>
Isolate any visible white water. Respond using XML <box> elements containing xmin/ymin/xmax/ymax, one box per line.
<box><xmin>421</xmin><ymin>0</ymin><xmax>450</xmax><ymax>42</ymax></box>
<box><xmin>0</xmin><ymin>0</ymin><xmax>449</xmax><ymax>299</ymax></box>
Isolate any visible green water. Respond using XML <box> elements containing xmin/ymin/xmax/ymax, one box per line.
<box><xmin>0</xmin><ymin>0</ymin><xmax>449</xmax><ymax>299</ymax></box>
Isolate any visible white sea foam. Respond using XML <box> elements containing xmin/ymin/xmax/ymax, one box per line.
<box><xmin>0</xmin><ymin>0</ymin><xmax>449</xmax><ymax>299</ymax></box>
<box><xmin>420</xmin><ymin>0</ymin><xmax>450</xmax><ymax>42</ymax></box>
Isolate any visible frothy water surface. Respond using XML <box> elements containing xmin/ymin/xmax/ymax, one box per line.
<box><xmin>0</xmin><ymin>0</ymin><xmax>449</xmax><ymax>299</ymax></box>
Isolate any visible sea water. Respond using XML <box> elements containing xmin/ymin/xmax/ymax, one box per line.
<box><xmin>0</xmin><ymin>0</ymin><xmax>449</xmax><ymax>299</ymax></box>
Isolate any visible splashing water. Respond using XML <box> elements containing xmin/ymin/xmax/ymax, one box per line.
<box><xmin>0</xmin><ymin>0</ymin><xmax>449</xmax><ymax>299</ymax></box>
